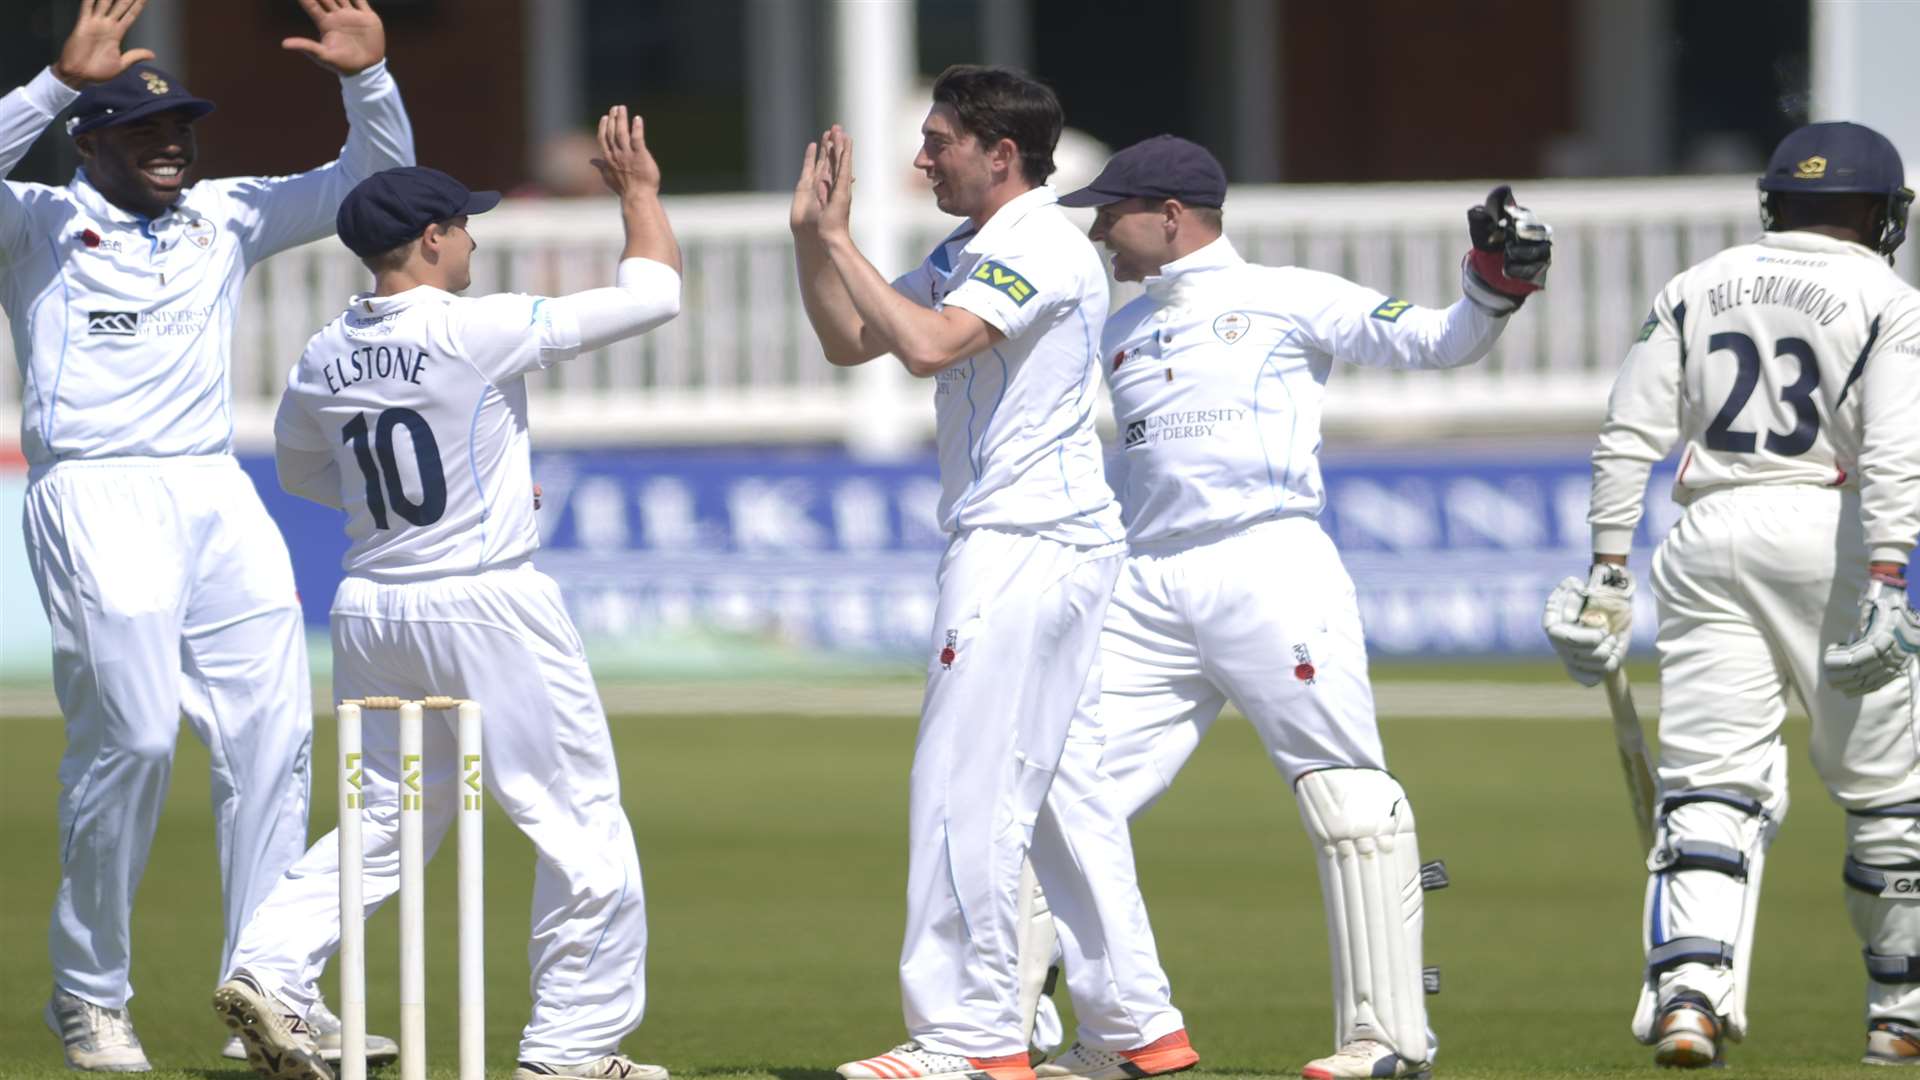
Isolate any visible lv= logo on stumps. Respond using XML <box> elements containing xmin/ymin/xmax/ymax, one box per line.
<box><xmin>337</xmin><ymin>696</ymin><xmax>485</xmax><ymax>1080</ymax></box>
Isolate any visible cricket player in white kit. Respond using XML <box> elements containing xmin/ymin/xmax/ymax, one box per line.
<box><xmin>791</xmin><ymin>67</ymin><xmax>1196</xmax><ymax>1080</ymax></box>
<box><xmin>4</xmin><ymin>1</ymin><xmax>414</xmax><ymax>1071</ymax></box>
<box><xmin>1013</xmin><ymin>136</ymin><xmax>1554</xmax><ymax>1080</ymax></box>
<box><xmin>1544</xmin><ymin>121</ymin><xmax>1920</xmax><ymax>1070</ymax></box>
<box><xmin>210</xmin><ymin>111</ymin><xmax>682</xmax><ymax>1080</ymax></box>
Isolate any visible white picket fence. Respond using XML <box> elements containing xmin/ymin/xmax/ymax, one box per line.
<box><xmin>5</xmin><ymin>174</ymin><xmax>1887</xmax><ymax>451</ymax></box>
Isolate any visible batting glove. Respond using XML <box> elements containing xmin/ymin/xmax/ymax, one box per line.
<box><xmin>1824</xmin><ymin>575</ymin><xmax>1920</xmax><ymax>696</ymax></box>
<box><xmin>1463</xmin><ymin>184</ymin><xmax>1553</xmax><ymax>313</ymax></box>
<box><xmin>1542</xmin><ymin>563</ymin><xmax>1634</xmax><ymax>687</ymax></box>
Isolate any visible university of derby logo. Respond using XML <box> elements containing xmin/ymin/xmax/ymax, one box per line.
<box><xmin>141</xmin><ymin>71</ymin><xmax>169</xmax><ymax>96</ymax></box>
<box><xmin>185</xmin><ymin>218</ymin><xmax>216</xmax><ymax>249</ymax></box>
<box><xmin>1794</xmin><ymin>155</ymin><xmax>1828</xmax><ymax>180</ymax></box>
<box><xmin>1213</xmin><ymin>311</ymin><xmax>1250</xmax><ymax>344</ymax></box>
<box><xmin>87</xmin><ymin>311</ymin><xmax>139</xmax><ymax>336</ymax></box>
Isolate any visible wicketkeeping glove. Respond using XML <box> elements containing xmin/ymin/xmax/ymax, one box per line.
<box><xmin>1463</xmin><ymin>184</ymin><xmax>1553</xmax><ymax>313</ymax></box>
<box><xmin>1542</xmin><ymin>563</ymin><xmax>1633</xmax><ymax>687</ymax></box>
<box><xmin>1823</xmin><ymin>575</ymin><xmax>1920</xmax><ymax>696</ymax></box>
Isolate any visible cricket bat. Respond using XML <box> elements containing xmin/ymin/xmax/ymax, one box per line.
<box><xmin>1582</xmin><ymin>610</ymin><xmax>1658</xmax><ymax>851</ymax></box>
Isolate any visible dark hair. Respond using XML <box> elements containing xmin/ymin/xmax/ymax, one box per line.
<box><xmin>361</xmin><ymin>242</ymin><xmax>412</xmax><ymax>274</ymax></box>
<box><xmin>931</xmin><ymin>65</ymin><xmax>1063</xmax><ymax>185</ymax></box>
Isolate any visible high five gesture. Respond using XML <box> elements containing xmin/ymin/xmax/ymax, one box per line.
<box><xmin>52</xmin><ymin>0</ymin><xmax>154</xmax><ymax>89</ymax></box>
<box><xmin>283</xmin><ymin>0</ymin><xmax>387</xmax><ymax>76</ymax></box>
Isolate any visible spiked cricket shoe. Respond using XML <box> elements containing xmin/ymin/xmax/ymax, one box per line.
<box><xmin>210</xmin><ymin>973</ymin><xmax>331</xmax><ymax>1080</ymax></box>
<box><xmin>1651</xmin><ymin>993</ymin><xmax>1723</xmax><ymax>1069</ymax></box>
<box><xmin>1867</xmin><ymin>1019</ymin><xmax>1920</xmax><ymax>1066</ymax></box>
<box><xmin>45</xmin><ymin>986</ymin><xmax>151</xmax><ymax>1072</ymax></box>
<box><xmin>514</xmin><ymin>1054</ymin><xmax>671</xmax><ymax>1079</ymax></box>
<box><xmin>222</xmin><ymin>995</ymin><xmax>399</xmax><ymax>1067</ymax></box>
<box><xmin>1035</xmin><ymin>1030</ymin><xmax>1199</xmax><ymax>1080</ymax></box>
<box><xmin>1300</xmin><ymin>1039</ymin><xmax>1430</xmax><ymax>1079</ymax></box>
<box><xmin>839</xmin><ymin>1042</ymin><xmax>1037</xmax><ymax>1080</ymax></box>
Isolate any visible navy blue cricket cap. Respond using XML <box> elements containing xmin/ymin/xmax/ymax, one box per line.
<box><xmin>336</xmin><ymin>167</ymin><xmax>502</xmax><ymax>258</ymax></box>
<box><xmin>1059</xmin><ymin>134</ymin><xmax>1227</xmax><ymax>209</ymax></box>
<box><xmin>1759</xmin><ymin>121</ymin><xmax>1908</xmax><ymax>196</ymax></box>
<box><xmin>66</xmin><ymin>62</ymin><xmax>214</xmax><ymax>137</ymax></box>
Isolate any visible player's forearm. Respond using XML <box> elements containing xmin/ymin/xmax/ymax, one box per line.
<box><xmin>822</xmin><ymin>234</ymin><xmax>975</xmax><ymax>375</ymax></box>
<box><xmin>337</xmin><ymin>60</ymin><xmax>416</xmax><ymax>178</ymax></box>
<box><xmin>794</xmin><ymin>235</ymin><xmax>879</xmax><ymax>365</ymax></box>
<box><xmin>276</xmin><ymin>444</ymin><xmax>345</xmax><ymax>509</ymax></box>
<box><xmin>616</xmin><ymin>188</ymin><xmax>680</xmax><ymax>271</ymax></box>
<box><xmin>0</xmin><ymin>69</ymin><xmax>79</xmax><ymax>180</ymax></box>
<box><xmin>1857</xmin><ymin>312</ymin><xmax>1920</xmax><ymax>565</ymax></box>
<box><xmin>1380</xmin><ymin>298</ymin><xmax>1504</xmax><ymax>371</ymax></box>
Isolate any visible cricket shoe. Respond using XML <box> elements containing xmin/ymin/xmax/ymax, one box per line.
<box><xmin>514</xmin><ymin>1054</ymin><xmax>671</xmax><ymax>1079</ymax></box>
<box><xmin>1035</xmin><ymin>1029</ymin><xmax>1200</xmax><ymax>1080</ymax></box>
<box><xmin>1300</xmin><ymin>1039</ymin><xmax>1430</xmax><ymax>1080</ymax></box>
<box><xmin>838</xmin><ymin>1042</ymin><xmax>1038</xmax><ymax>1080</ymax></box>
<box><xmin>1651</xmin><ymin>992</ymin><xmax>1723</xmax><ymax>1069</ymax></box>
<box><xmin>1866</xmin><ymin>1019</ymin><xmax>1920</xmax><ymax>1065</ymax></box>
<box><xmin>223</xmin><ymin>995</ymin><xmax>401</xmax><ymax>1066</ymax></box>
<box><xmin>210</xmin><ymin>972</ymin><xmax>331</xmax><ymax>1080</ymax></box>
<box><xmin>45</xmin><ymin>986</ymin><xmax>151</xmax><ymax>1072</ymax></box>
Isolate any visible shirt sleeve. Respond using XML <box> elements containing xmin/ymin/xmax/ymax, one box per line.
<box><xmin>1284</xmin><ymin>268</ymin><xmax>1506</xmax><ymax>371</ymax></box>
<box><xmin>891</xmin><ymin>260</ymin><xmax>935</xmax><ymax>306</ymax></box>
<box><xmin>1588</xmin><ymin>283</ymin><xmax>1688</xmax><ymax>556</ymax></box>
<box><xmin>453</xmin><ymin>257</ymin><xmax>682</xmax><ymax>384</ymax></box>
<box><xmin>273</xmin><ymin>376</ymin><xmax>343</xmax><ymax>508</ymax></box>
<box><xmin>219</xmin><ymin>61</ymin><xmax>416</xmax><ymax>264</ymax></box>
<box><xmin>0</xmin><ymin>68</ymin><xmax>79</xmax><ymax>264</ymax></box>
<box><xmin>1857</xmin><ymin>295</ymin><xmax>1920</xmax><ymax>565</ymax></box>
<box><xmin>939</xmin><ymin>248</ymin><xmax>1065</xmax><ymax>340</ymax></box>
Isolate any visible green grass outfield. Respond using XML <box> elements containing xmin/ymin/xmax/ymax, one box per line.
<box><xmin>0</xmin><ymin>693</ymin><xmax>1869</xmax><ymax>1079</ymax></box>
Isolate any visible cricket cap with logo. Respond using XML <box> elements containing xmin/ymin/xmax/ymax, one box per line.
<box><xmin>66</xmin><ymin>62</ymin><xmax>214</xmax><ymax>137</ymax></box>
<box><xmin>336</xmin><ymin>166</ymin><xmax>502</xmax><ymax>257</ymax></box>
<box><xmin>1059</xmin><ymin>134</ymin><xmax>1227</xmax><ymax>209</ymax></box>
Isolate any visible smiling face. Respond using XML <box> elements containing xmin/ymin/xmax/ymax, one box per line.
<box><xmin>76</xmin><ymin>109</ymin><xmax>199</xmax><ymax>219</ymax></box>
<box><xmin>913</xmin><ymin>104</ymin><xmax>998</xmax><ymax>219</ymax></box>
<box><xmin>1088</xmin><ymin>198</ymin><xmax>1176</xmax><ymax>282</ymax></box>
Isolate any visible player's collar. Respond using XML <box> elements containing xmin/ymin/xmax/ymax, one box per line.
<box><xmin>350</xmin><ymin>285</ymin><xmax>453</xmax><ymax>315</ymax></box>
<box><xmin>965</xmin><ymin>185</ymin><xmax>1058</xmax><ymax>250</ymax></box>
<box><xmin>69</xmin><ymin>167</ymin><xmax>185</xmax><ymax>227</ymax></box>
<box><xmin>1142</xmin><ymin>235</ymin><xmax>1243</xmax><ymax>299</ymax></box>
<box><xmin>1759</xmin><ymin>229</ymin><xmax>1884</xmax><ymax>260</ymax></box>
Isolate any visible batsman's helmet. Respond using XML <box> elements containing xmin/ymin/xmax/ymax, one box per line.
<box><xmin>1758</xmin><ymin>121</ymin><xmax>1914</xmax><ymax>260</ymax></box>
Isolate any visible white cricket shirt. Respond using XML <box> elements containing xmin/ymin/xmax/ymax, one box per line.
<box><xmin>1590</xmin><ymin>230</ymin><xmax>1920</xmax><ymax>563</ymax></box>
<box><xmin>891</xmin><ymin>185</ymin><xmax>1122</xmax><ymax>547</ymax></box>
<box><xmin>276</xmin><ymin>259</ymin><xmax>680</xmax><ymax>582</ymax></box>
<box><xmin>0</xmin><ymin>63</ymin><xmax>415</xmax><ymax>466</ymax></box>
<box><xmin>1104</xmin><ymin>236</ymin><xmax>1508</xmax><ymax>545</ymax></box>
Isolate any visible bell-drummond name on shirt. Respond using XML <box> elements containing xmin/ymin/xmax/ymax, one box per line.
<box><xmin>322</xmin><ymin>345</ymin><xmax>430</xmax><ymax>394</ymax></box>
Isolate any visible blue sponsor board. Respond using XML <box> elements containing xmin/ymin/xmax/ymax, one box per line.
<box><xmin>256</xmin><ymin>445</ymin><xmax>1683</xmax><ymax>660</ymax></box>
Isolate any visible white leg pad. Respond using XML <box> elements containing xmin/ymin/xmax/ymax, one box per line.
<box><xmin>1296</xmin><ymin>768</ymin><xmax>1430</xmax><ymax>1064</ymax></box>
<box><xmin>1630</xmin><ymin>790</ymin><xmax>1774</xmax><ymax>1043</ymax></box>
<box><xmin>1015</xmin><ymin>859</ymin><xmax>1063</xmax><ymax>1052</ymax></box>
<box><xmin>1846</xmin><ymin>805</ymin><xmax>1920</xmax><ymax>1023</ymax></box>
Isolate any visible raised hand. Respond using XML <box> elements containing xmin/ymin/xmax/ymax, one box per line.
<box><xmin>283</xmin><ymin>0</ymin><xmax>386</xmax><ymax>76</ymax></box>
<box><xmin>819</xmin><ymin>125</ymin><xmax>855</xmax><ymax>240</ymax></box>
<box><xmin>53</xmin><ymin>0</ymin><xmax>155</xmax><ymax>89</ymax></box>
<box><xmin>790</xmin><ymin>129</ymin><xmax>838</xmax><ymax>234</ymax></box>
<box><xmin>589</xmin><ymin>105</ymin><xmax>662</xmax><ymax>198</ymax></box>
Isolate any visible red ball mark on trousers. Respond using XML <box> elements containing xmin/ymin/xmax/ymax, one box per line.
<box><xmin>80</xmin><ymin>229</ymin><xmax>101</xmax><ymax>248</ymax></box>
<box><xmin>1294</xmin><ymin>662</ymin><xmax>1316</xmax><ymax>681</ymax></box>
<box><xmin>940</xmin><ymin>647</ymin><xmax>956</xmax><ymax>668</ymax></box>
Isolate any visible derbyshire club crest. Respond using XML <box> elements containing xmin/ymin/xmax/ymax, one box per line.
<box><xmin>1212</xmin><ymin>311</ymin><xmax>1250</xmax><ymax>344</ymax></box>
<box><xmin>141</xmin><ymin>71</ymin><xmax>169</xmax><ymax>96</ymax></box>
<box><xmin>185</xmin><ymin>218</ymin><xmax>216</xmax><ymax>249</ymax></box>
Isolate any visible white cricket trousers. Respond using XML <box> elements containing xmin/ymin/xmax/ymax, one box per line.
<box><xmin>228</xmin><ymin>562</ymin><xmax>647</xmax><ymax>1064</ymax></box>
<box><xmin>1058</xmin><ymin>516</ymin><xmax>1391</xmax><ymax>1027</ymax></box>
<box><xmin>22</xmin><ymin>455</ymin><xmax>313</xmax><ymax>1009</ymax></box>
<box><xmin>1648</xmin><ymin>485</ymin><xmax>1920</xmax><ymax>1022</ymax></box>
<box><xmin>903</xmin><ymin>527</ymin><xmax>1183</xmax><ymax>1057</ymax></box>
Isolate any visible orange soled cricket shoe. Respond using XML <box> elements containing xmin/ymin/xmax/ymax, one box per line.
<box><xmin>1866</xmin><ymin>1019</ymin><xmax>1920</xmax><ymax>1066</ymax></box>
<box><xmin>838</xmin><ymin>1043</ymin><xmax>1037</xmax><ymax>1080</ymax></box>
<box><xmin>1035</xmin><ymin>1029</ymin><xmax>1200</xmax><ymax>1080</ymax></box>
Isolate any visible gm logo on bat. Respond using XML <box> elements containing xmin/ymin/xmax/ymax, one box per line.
<box><xmin>971</xmin><ymin>261</ymin><xmax>1035</xmax><ymax>305</ymax></box>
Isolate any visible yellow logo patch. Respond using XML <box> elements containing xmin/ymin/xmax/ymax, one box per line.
<box><xmin>1794</xmin><ymin>155</ymin><xmax>1827</xmax><ymax>180</ymax></box>
<box><xmin>1371</xmin><ymin>298</ymin><xmax>1412</xmax><ymax>322</ymax></box>
<box><xmin>141</xmin><ymin>71</ymin><xmax>169</xmax><ymax>96</ymax></box>
<box><xmin>971</xmin><ymin>260</ymin><xmax>1035</xmax><ymax>306</ymax></box>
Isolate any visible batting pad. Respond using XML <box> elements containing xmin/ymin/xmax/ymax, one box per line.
<box><xmin>1295</xmin><ymin>767</ymin><xmax>1431</xmax><ymax>1063</ymax></box>
<box><xmin>1846</xmin><ymin>805</ymin><xmax>1920</xmax><ymax>1023</ymax></box>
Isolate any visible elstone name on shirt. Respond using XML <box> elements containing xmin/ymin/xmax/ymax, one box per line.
<box><xmin>322</xmin><ymin>345</ymin><xmax>430</xmax><ymax>394</ymax></box>
<box><xmin>1705</xmin><ymin>274</ymin><xmax>1848</xmax><ymax>325</ymax></box>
